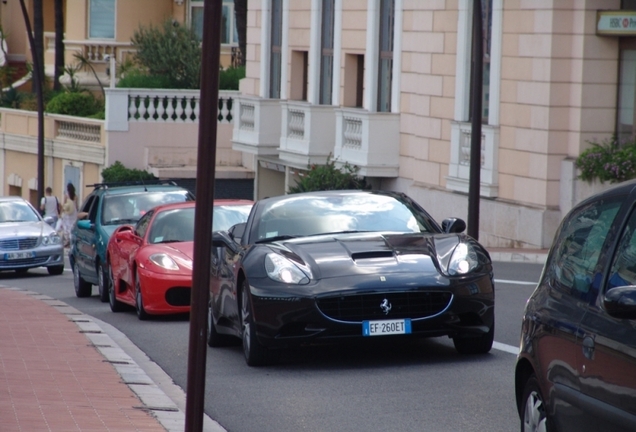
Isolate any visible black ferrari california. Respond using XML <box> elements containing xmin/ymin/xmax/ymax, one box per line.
<box><xmin>208</xmin><ymin>190</ymin><xmax>495</xmax><ymax>366</ymax></box>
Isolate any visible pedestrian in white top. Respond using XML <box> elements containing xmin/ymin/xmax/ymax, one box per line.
<box><xmin>40</xmin><ymin>187</ymin><xmax>60</xmax><ymax>227</ymax></box>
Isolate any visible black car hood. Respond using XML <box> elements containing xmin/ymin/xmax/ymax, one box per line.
<box><xmin>269</xmin><ymin>232</ymin><xmax>452</xmax><ymax>280</ymax></box>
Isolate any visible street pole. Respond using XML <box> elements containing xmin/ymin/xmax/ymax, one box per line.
<box><xmin>18</xmin><ymin>0</ymin><xmax>44</xmax><ymax>204</ymax></box>
<box><xmin>185</xmin><ymin>0</ymin><xmax>222</xmax><ymax>431</ymax></box>
<box><xmin>467</xmin><ymin>0</ymin><xmax>483</xmax><ymax>240</ymax></box>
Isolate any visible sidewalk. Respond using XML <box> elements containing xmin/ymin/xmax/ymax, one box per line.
<box><xmin>0</xmin><ymin>286</ymin><xmax>224</xmax><ymax>432</ymax></box>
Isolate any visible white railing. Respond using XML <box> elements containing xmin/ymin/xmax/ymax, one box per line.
<box><xmin>238</xmin><ymin>102</ymin><xmax>255</xmax><ymax>131</ymax></box>
<box><xmin>63</xmin><ymin>39</ymin><xmax>134</xmax><ymax>63</ymax></box>
<box><xmin>342</xmin><ymin>116</ymin><xmax>363</xmax><ymax>149</ymax></box>
<box><xmin>334</xmin><ymin>108</ymin><xmax>399</xmax><ymax>177</ymax></box>
<box><xmin>105</xmin><ymin>89</ymin><xmax>239</xmax><ymax>130</ymax></box>
<box><xmin>56</xmin><ymin>120</ymin><xmax>102</xmax><ymax>143</ymax></box>
<box><xmin>447</xmin><ymin>121</ymin><xmax>499</xmax><ymax>198</ymax></box>
<box><xmin>287</xmin><ymin>109</ymin><xmax>305</xmax><ymax>139</ymax></box>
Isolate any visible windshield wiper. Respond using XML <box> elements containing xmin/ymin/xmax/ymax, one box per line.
<box><xmin>104</xmin><ymin>218</ymin><xmax>138</xmax><ymax>225</ymax></box>
<box><xmin>155</xmin><ymin>239</ymin><xmax>183</xmax><ymax>244</ymax></box>
<box><xmin>255</xmin><ymin>235</ymin><xmax>297</xmax><ymax>244</ymax></box>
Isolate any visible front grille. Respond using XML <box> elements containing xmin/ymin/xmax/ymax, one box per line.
<box><xmin>0</xmin><ymin>237</ymin><xmax>39</xmax><ymax>251</ymax></box>
<box><xmin>316</xmin><ymin>291</ymin><xmax>453</xmax><ymax>322</ymax></box>
<box><xmin>0</xmin><ymin>256</ymin><xmax>49</xmax><ymax>268</ymax></box>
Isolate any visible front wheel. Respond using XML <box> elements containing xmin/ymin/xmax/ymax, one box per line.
<box><xmin>240</xmin><ymin>280</ymin><xmax>274</xmax><ymax>366</ymax></box>
<box><xmin>520</xmin><ymin>374</ymin><xmax>549</xmax><ymax>432</ymax></box>
<box><xmin>108</xmin><ymin>264</ymin><xmax>125</xmax><ymax>313</ymax></box>
<box><xmin>135</xmin><ymin>278</ymin><xmax>150</xmax><ymax>321</ymax></box>
<box><xmin>453</xmin><ymin>324</ymin><xmax>494</xmax><ymax>355</ymax></box>
<box><xmin>73</xmin><ymin>261</ymin><xmax>92</xmax><ymax>298</ymax></box>
<box><xmin>97</xmin><ymin>261</ymin><xmax>110</xmax><ymax>303</ymax></box>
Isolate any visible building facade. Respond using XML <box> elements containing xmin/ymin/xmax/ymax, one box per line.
<box><xmin>232</xmin><ymin>0</ymin><xmax>631</xmax><ymax>248</ymax></box>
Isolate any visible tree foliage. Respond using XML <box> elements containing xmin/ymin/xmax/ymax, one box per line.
<box><xmin>288</xmin><ymin>157</ymin><xmax>369</xmax><ymax>194</ymax></box>
<box><xmin>131</xmin><ymin>20</ymin><xmax>201</xmax><ymax>89</ymax></box>
<box><xmin>101</xmin><ymin>161</ymin><xmax>157</xmax><ymax>183</ymax></box>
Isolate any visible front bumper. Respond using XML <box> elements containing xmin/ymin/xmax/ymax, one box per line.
<box><xmin>248</xmin><ymin>273</ymin><xmax>495</xmax><ymax>348</ymax></box>
<box><xmin>0</xmin><ymin>244</ymin><xmax>64</xmax><ymax>270</ymax></box>
<box><xmin>137</xmin><ymin>267</ymin><xmax>192</xmax><ymax>315</ymax></box>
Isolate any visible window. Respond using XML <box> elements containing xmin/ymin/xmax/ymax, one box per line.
<box><xmin>618</xmin><ymin>41</ymin><xmax>636</xmax><ymax>143</ymax></box>
<box><xmin>550</xmin><ymin>199</ymin><xmax>621</xmax><ymax>298</ymax></box>
<box><xmin>608</xmin><ymin>207</ymin><xmax>636</xmax><ymax>289</ymax></box>
<box><xmin>269</xmin><ymin>0</ymin><xmax>283</xmax><ymax>98</ymax></box>
<box><xmin>191</xmin><ymin>0</ymin><xmax>239</xmax><ymax>44</ymax></box>
<box><xmin>377</xmin><ymin>0</ymin><xmax>394</xmax><ymax>112</ymax></box>
<box><xmin>343</xmin><ymin>54</ymin><xmax>364</xmax><ymax>108</ymax></box>
<box><xmin>290</xmin><ymin>51</ymin><xmax>308</xmax><ymax>101</ymax></box>
<box><xmin>89</xmin><ymin>0</ymin><xmax>115</xmax><ymax>39</ymax></box>
<box><xmin>319</xmin><ymin>0</ymin><xmax>335</xmax><ymax>105</ymax></box>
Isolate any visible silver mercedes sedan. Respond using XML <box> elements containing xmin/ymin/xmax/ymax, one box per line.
<box><xmin>0</xmin><ymin>197</ymin><xmax>64</xmax><ymax>275</ymax></box>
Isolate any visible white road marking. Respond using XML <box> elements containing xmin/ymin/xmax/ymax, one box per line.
<box><xmin>494</xmin><ymin>279</ymin><xmax>537</xmax><ymax>286</ymax></box>
<box><xmin>493</xmin><ymin>341</ymin><xmax>520</xmax><ymax>355</ymax></box>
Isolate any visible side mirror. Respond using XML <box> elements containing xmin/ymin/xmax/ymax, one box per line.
<box><xmin>228</xmin><ymin>222</ymin><xmax>246</xmax><ymax>243</ymax></box>
<box><xmin>77</xmin><ymin>220</ymin><xmax>93</xmax><ymax>230</ymax></box>
<box><xmin>442</xmin><ymin>218</ymin><xmax>466</xmax><ymax>234</ymax></box>
<box><xmin>212</xmin><ymin>230</ymin><xmax>240</xmax><ymax>254</ymax></box>
<box><xmin>43</xmin><ymin>215</ymin><xmax>55</xmax><ymax>225</ymax></box>
<box><xmin>603</xmin><ymin>285</ymin><xmax>636</xmax><ymax>320</ymax></box>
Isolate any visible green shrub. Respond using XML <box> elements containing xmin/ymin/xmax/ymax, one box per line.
<box><xmin>576</xmin><ymin>137</ymin><xmax>636</xmax><ymax>184</ymax></box>
<box><xmin>117</xmin><ymin>69</ymin><xmax>174</xmax><ymax>89</ymax></box>
<box><xmin>45</xmin><ymin>92</ymin><xmax>101</xmax><ymax>117</ymax></box>
<box><xmin>288</xmin><ymin>156</ymin><xmax>368</xmax><ymax>193</ymax></box>
<box><xmin>131</xmin><ymin>20</ymin><xmax>201</xmax><ymax>89</ymax></box>
<box><xmin>219</xmin><ymin>66</ymin><xmax>245</xmax><ymax>90</ymax></box>
<box><xmin>101</xmin><ymin>161</ymin><xmax>157</xmax><ymax>183</ymax></box>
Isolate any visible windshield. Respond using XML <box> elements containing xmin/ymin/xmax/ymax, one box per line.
<box><xmin>254</xmin><ymin>193</ymin><xmax>436</xmax><ymax>242</ymax></box>
<box><xmin>102</xmin><ymin>191</ymin><xmax>191</xmax><ymax>225</ymax></box>
<box><xmin>0</xmin><ymin>200</ymin><xmax>40</xmax><ymax>223</ymax></box>
<box><xmin>213</xmin><ymin>204</ymin><xmax>253</xmax><ymax>232</ymax></box>
<box><xmin>149</xmin><ymin>208</ymin><xmax>195</xmax><ymax>244</ymax></box>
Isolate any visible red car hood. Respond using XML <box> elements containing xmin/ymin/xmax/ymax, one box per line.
<box><xmin>163</xmin><ymin>241</ymin><xmax>194</xmax><ymax>260</ymax></box>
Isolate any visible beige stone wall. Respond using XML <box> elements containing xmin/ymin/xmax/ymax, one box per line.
<box><xmin>496</xmin><ymin>1</ymin><xmax>619</xmax><ymax>209</ymax></box>
<box><xmin>240</xmin><ymin>0</ymin><xmax>264</xmax><ymax>96</ymax></box>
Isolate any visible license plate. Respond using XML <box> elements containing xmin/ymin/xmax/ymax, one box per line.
<box><xmin>362</xmin><ymin>319</ymin><xmax>412</xmax><ymax>336</ymax></box>
<box><xmin>4</xmin><ymin>252</ymin><xmax>35</xmax><ymax>260</ymax></box>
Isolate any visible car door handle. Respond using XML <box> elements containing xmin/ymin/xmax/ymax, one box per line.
<box><xmin>582</xmin><ymin>336</ymin><xmax>595</xmax><ymax>360</ymax></box>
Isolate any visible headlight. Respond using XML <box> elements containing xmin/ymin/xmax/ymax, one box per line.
<box><xmin>42</xmin><ymin>232</ymin><xmax>62</xmax><ymax>245</ymax></box>
<box><xmin>265</xmin><ymin>253</ymin><xmax>310</xmax><ymax>284</ymax></box>
<box><xmin>447</xmin><ymin>242</ymin><xmax>479</xmax><ymax>276</ymax></box>
<box><xmin>149</xmin><ymin>253</ymin><xmax>179</xmax><ymax>270</ymax></box>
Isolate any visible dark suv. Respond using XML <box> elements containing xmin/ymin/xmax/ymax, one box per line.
<box><xmin>515</xmin><ymin>180</ymin><xmax>636</xmax><ymax>432</ymax></box>
<box><xmin>70</xmin><ymin>182</ymin><xmax>194</xmax><ymax>301</ymax></box>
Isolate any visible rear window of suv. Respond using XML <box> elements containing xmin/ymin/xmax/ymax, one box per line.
<box><xmin>101</xmin><ymin>191</ymin><xmax>191</xmax><ymax>225</ymax></box>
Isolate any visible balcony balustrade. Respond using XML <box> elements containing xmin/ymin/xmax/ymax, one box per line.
<box><xmin>333</xmin><ymin>108</ymin><xmax>400</xmax><ymax>177</ymax></box>
<box><xmin>279</xmin><ymin>101</ymin><xmax>336</xmax><ymax>166</ymax></box>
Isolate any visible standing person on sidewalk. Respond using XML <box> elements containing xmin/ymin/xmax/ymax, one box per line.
<box><xmin>59</xmin><ymin>183</ymin><xmax>78</xmax><ymax>247</ymax></box>
<box><xmin>40</xmin><ymin>187</ymin><xmax>60</xmax><ymax>227</ymax></box>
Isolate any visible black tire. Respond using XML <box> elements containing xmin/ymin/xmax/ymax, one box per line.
<box><xmin>108</xmin><ymin>265</ymin><xmax>125</xmax><ymax>313</ymax></box>
<box><xmin>97</xmin><ymin>261</ymin><xmax>110</xmax><ymax>303</ymax></box>
<box><xmin>240</xmin><ymin>280</ymin><xmax>274</xmax><ymax>366</ymax></box>
<box><xmin>520</xmin><ymin>374</ymin><xmax>549</xmax><ymax>432</ymax></box>
<box><xmin>73</xmin><ymin>262</ymin><xmax>92</xmax><ymax>298</ymax></box>
<box><xmin>453</xmin><ymin>324</ymin><xmax>494</xmax><ymax>355</ymax></box>
<box><xmin>207</xmin><ymin>299</ymin><xmax>234</xmax><ymax>347</ymax></box>
<box><xmin>135</xmin><ymin>278</ymin><xmax>150</xmax><ymax>321</ymax></box>
<box><xmin>47</xmin><ymin>265</ymin><xmax>64</xmax><ymax>276</ymax></box>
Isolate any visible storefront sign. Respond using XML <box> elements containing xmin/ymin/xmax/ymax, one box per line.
<box><xmin>597</xmin><ymin>11</ymin><xmax>636</xmax><ymax>36</ymax></box>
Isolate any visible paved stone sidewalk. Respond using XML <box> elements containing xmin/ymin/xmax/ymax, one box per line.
<box><xmin>0</xmin><ymin>287</ymin><xmax>178</xmax><ymax>432</ymax></box>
